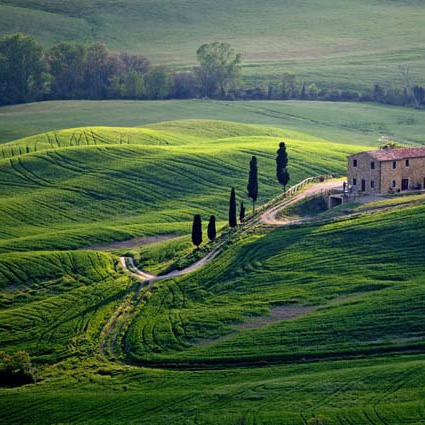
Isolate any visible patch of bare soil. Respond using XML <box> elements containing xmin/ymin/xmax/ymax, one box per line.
<box><xmin>196</xmin><ymin>305</ymin><xmax>315</xmax><ymax>347</ymax></box>
<box><xmin>85</xmin><ymin>235</ymin><xmax>178</xmax><ymax>251</ymax></box>
<box><xmin>237</xmin><ymin>305</ymin><xmax>316</xmax><ymax>330</ymax></box>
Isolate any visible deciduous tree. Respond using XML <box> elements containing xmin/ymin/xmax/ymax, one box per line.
<box><xmin>145</xmin><ymin>66</ymin><xmax>172</xmax><ymax>99</ymax></box>
<box><xmin>0</xmin><ymin>33</ymin><xmax>45</xmax><ymax>105</ymax></box>
<box><xmin>48</xmin><ymin>42</ymin><xmax>86</xmax><ymax>99</ymax></box>
<box><xmin>195</xmin><ymin>42</ymin><xmax>242</xmax><ymax>97</ymax></box>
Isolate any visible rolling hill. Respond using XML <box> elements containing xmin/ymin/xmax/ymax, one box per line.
<box><xmin>1</xmin><ymin>100</ymin><xmax>425</xmax><ymax>146</ymax></box>
<box><xmin>1</xmin><ymin>0</ymin><xmax>424</xmax><ymax>90</ymax></box>
<box><xmin>0</xmin><ymin>120</ymin><xmax>358</xmax><ymax>255</ymax></box>
<box><xmin>1</xmin><ymin>118</ymin><xmax>425</xmax><ymax>424</ymax></box>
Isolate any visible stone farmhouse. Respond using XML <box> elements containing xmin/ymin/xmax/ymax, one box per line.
<box><xmin>347</xmin><ymin>146</ymin><xmax>425</xmax><ymax>195</ymax></box>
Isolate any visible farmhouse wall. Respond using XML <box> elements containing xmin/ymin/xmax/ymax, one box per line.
<box><xmin>348</xmin><ymin>147</ymin><xmax>425</xmax><ymax>195</ymax></box>
<box><xmin>347</xmin><ymin>152</ymin><xmax>381</xmax><ymax>195</ymax></box>
<box><xmin>381</xmin><ymin>157</ymin><xmax>425</xmax><ymax>193</ymax></box>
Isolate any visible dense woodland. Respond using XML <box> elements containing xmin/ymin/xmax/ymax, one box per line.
<box><xmin>0</xmin><ymin>33</ymin><xmax>424</xmax><ymax>108</ymax></box>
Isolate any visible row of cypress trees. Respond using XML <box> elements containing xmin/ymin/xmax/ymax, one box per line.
<box><xmin>191</xmin><ymin>142</ymin><xmax>289</xmax><ymax>247</ymax></box>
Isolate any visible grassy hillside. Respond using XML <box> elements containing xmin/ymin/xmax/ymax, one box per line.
<box><xmin>1</xmin><ymin>100</ymin><xmax>425</xmax><ymax>146</ymax></box>
<box><xmin>125</xmin><ymin>202</ymin><xmax>425</xmax><ymax>366</ymax></box>
<box><xmin>0</xmin><ymin>121</ymin><xmax>359</xmax><ymax>253</ymax></box>
<box><xmin>1</xmin><ymin>118</ymin><xmax>425</xmax><ymax>424</ymax></box>
<box><xmin>1</xmin><ymin>0</ymin><xmax>424</xmax><ymax>90</ymax></box>
<box><xmin>1</xmin><ymin>197</ymin><xmax>425</xmax><ymax>423</ymax></box>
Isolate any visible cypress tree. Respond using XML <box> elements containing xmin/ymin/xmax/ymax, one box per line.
<box><xmin>239</xmin><ymin>201</ymin><xmax>245</xmax><ymax>223</ymax></box>
<box><xmin>229</xmin><ymin>188</ymin><xmax>237</xmax><ymax>228</ymax></box>
<box><xmin>276</xmin><ymin>141</ymin><xmax>290</xmax><ymax>192</ymax></box>
<box><xmin>191</xmin><ymin>214</ymin><xmax>202</xmax><ymax>247</ymax></box>
<box><xmin>207</xmin><ymin>215</ymin><xmax>216</xmax><ymax>241</ymax></box>
<box><xmin>247</xmin><ymin>156</ymin><xmax>258</xmax><ymax>214</ymax></box>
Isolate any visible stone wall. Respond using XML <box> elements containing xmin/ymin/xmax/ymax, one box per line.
<box><xmin>381</xmin><ymin>157</ymin><xmax>425</xmax><ymax>194</ymax></box>
<box><xmin>347</xmin><ymin>152</ymin><xmax>381</xmax><ymax>195</ymax></box>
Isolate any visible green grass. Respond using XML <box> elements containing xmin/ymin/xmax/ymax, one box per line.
<box><xmin>2</xmin><ymin>201</ymin><xmax>425</xmax><ymax>423</ymax></box>
<box><xmin>1</xmin><ymin>354</ymin><xmax>425</xmax><ymax>424</ymax></box>
<box><xmin>1</xmin><ymin>118</ymin><xmax>425</xmax><ymax>424</ymax></box>
<box><xmin>1</xmin><ymin>0</ymin><xmax>425</xmax><ymax>91</ymax></box>
<box><xmin>123</xmin><ymin>202</ymin><xmax>425</xmax><ymax>366</ymax></box>
<box><xmin>1</xmin><ymin>100</ymin><xmax>425</xmax><ymax>145</ymax></box>
<box><xmin>0</xmin><ymin>120</ymin><xmax>359</xmax><ymax>253</ymax></box>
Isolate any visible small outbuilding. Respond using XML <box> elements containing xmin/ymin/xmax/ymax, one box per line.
<box><xmin>347</xmin><ymin>146</ymin><xmax>425</xmax><ymax>195</ymax></box>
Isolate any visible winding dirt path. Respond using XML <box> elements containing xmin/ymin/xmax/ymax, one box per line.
<box><xmin>260</xmin><ymin>180</ymin><xmax>342</xmax><ymax>225</ymax></box>
<box><xmin>118</xmin><ymin>179</ymin><xmax>343</xmax><ymax>283</ymax></box>
<box><xmin>101</xmin><ymin>178</ymin><xmax>342</xmax><ymax>358</ymax></box>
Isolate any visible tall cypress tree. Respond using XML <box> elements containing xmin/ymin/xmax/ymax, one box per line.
<box><xmin>247</xmin><ymin>156</ymin><xmax>258</xmax><ymax>214</ymax></box>
<box><xmin>239</xmin><ymin>201</ymin><xmax>245</xmax><ymax>223</ymax></box>
<box><xmin>191</xmin><ymin>214</ymin><xmax>202</xmax><ymax>247</ymax></box>
<box><xmin>229</xmin><ymin>188</ymin><xmax>237</xmax><ymax>228</ymax></box>
<box><xmin>276</xmin><ymin>141</ymin><xmax>290</xmax><ymax>192</ymax></box>
<box><xmin>207</xmin><ymin>215</ymin><xmax>216</xmax><ymax>241</ymax></box>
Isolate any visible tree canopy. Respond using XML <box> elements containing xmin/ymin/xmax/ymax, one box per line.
<box><xmin>0</xmin><ymin>33</ymin><xmax>45</xmax><ymax>105</ymax></box>
<box><xmin>196</xmin><ymin>41</ymin><xmax>242</xmax><ymax>97</ymax></box>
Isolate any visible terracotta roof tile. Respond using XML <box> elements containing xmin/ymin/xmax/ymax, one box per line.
<box><xmin>361</xmin><ymin>147</ymin><xmax>425</xmax><ymax>161</ymax></box>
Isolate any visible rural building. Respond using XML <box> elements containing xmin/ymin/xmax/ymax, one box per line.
<box><xmin>347</xmin><ymin>146</ymin><xmax>425</xmax><ymax>195</ymax></box>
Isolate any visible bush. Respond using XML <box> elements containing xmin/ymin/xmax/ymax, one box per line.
<box><xmin>0</xmin><ymin>351</ymin><xmax>35</xmax><ymax>386</ymax></box>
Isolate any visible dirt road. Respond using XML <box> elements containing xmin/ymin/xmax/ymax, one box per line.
<box><xmin>260</xmin><ymin>180</ymin><xmax>342</xmax><ymax>225</ymax></box>
<box><xmin>121</xmin><ymin>179</ymin><xmax>343</xmax><ymax>281</ymax></box>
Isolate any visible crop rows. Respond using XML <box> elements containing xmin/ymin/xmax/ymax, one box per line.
<box><xmin>125</xmin><ymin>203</ymin><xmax>425</xmax><ymax>366</ymax></box>
<box><xmin>0</xmin><ymin>122</ymin><xmax>358</xmax><ymax>253</ymax></box>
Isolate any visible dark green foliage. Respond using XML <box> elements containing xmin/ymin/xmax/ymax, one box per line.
<box><xmin>195</xmin><ymin>42</ymin><xmax>242</xmax><ymax>97</ymax></box>
<box><xmin>239</xmin><ymin>201</ymin><xmax>245</xmax><ymax>223</ymax></box>
<box><xmin>229</xmin><ymin>188</ymin><xmax>237</xmax><ymax>228</ymax></box>
<box><xmin>276</xmin><ymin>141</ymin><xmax>290</xmax><ymax>191</ymax></box>
<box><xmin>0</xmin><ymin>33</ymin><xmax>45</xmax><ymax>105</ymax></box>
<box><xmin>144</xmin><ymin>66</ymin><xmax>171</xmax><ymax>99</ymax></box>
<box><xmin>48</xmin><ymin>42</ymin><xmax>87</xmax><ymax>99</ymax></box>
<box><xmin>191</xmin><ymin>214</ymin><xmax>202</xmax><ymax>247</ymax></box>
<box><xmin>247</xmin><ymin>156</ymin><xmax>258</xmax><ymax>214</ymax></box>
<box><xmin>413</xmin><ymin>85</ymin><xmax>425</xmax><ymax>108</ymax></box>
<box><xmin>0</xmin><ymin>351</ymin><xmax>35</xmax><ymax>386</ymax></box>
<box><xmin>207</xmin><ymin>215</ymin><xmax>216</xmax><ymax>241</ymax></box>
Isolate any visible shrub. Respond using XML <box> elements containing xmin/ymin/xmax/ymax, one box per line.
<box><xmin>0</xmin><ymin>351</ymin><xmax>35</xmax><ymax>386</ymax></box>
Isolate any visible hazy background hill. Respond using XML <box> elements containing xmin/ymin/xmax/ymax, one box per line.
<box><xmin>1</xmin><ymin>0</ymin><xmax>425</xmax><ymax>89</ymax></box>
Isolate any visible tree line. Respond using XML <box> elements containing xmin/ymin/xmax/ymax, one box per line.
<box><xmin>2</xmin><ymin>33</ymin><xmax>423</xmax><ymax>109</ymax></box>
<box><xmin>191</xmin><ymin>142</ymin><xmax>289</xmax><ymax>247</ymax></box>
<box><xmin>0</xmin><ymin>34</ymin><xmax>243</xmax><ymax>105</ymax></box>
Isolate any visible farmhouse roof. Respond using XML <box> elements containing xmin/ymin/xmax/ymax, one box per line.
<box><xmin>354</xmin><ymin>147</ymin><xmax>425</xmax><ymax>162</ymax></box>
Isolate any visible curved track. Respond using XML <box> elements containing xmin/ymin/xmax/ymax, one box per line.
<box><xmin>100</xmin><ymin>178</ymin><xmax>342</xmax><ymax>359</ymax></box>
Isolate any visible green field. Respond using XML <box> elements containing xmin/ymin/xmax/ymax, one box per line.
<box><xmin>1</xmin><ymin>99</ymin><xmax>425</xmax><ymax>146</ymax></box>
<box><xmin>1</xmin><ymin>0</ymin><xmax>425</xmax><ymax>90</ymax></box>
<box><xmin>1</xmin><ymin>116</ymin><xmax>425</xmax><ymax>424</ymax></box>
<box><xmin>0</xmin><ymin>120</ymin><xmax>358</xmax><ymax>254</ymax></box>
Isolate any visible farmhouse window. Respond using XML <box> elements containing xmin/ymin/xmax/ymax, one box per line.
<box><xmin>371</xmin><ymin>161</ymin><xmax>375</xmax><ymax>169</ymax></box>
<box><xmin>353</xmin><ymin>159</ymin><xmax>357</xmax><ymax>167</ymax></box>
<box><xmin>405</xmin><ymin>159</ymin><xmax>410</xmax><ymax>167</ymax></box>
<box><xmin>353</xmin><ymin>178</ymin><xmax>357</xmax><ymax>186</ymax></box>
<box><xmin>371</xmin><ymin>180</ymin><xmax>375</xmax><ymax>189</ymax></box>
<box><xmin>392</xmin><ymin>180</ymin><xmax>396</xmax><ymax>188</ymax></box>
<box><xmin>392</xmin><ymin>161</ymin><xmax>397</xmax><ymax>169</ymax></box>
